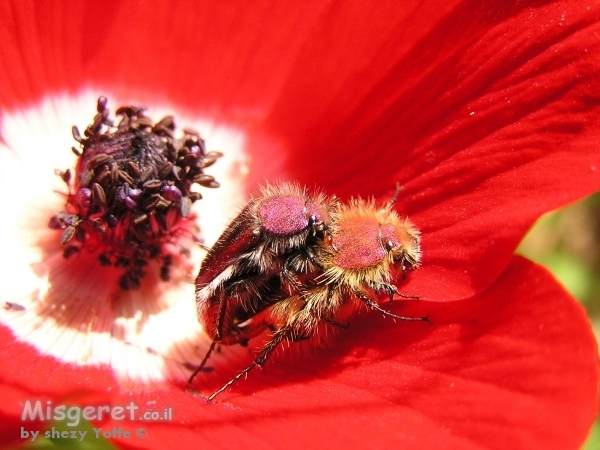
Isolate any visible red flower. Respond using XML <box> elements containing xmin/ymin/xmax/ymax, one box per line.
<box><xmin>0</xmin><ymin>1</ymin><xmax>599</xmax><ymax>449</ymax></box>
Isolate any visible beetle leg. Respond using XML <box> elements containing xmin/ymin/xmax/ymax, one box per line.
<box><xmin>354</xmin><ymin>290</ymin><xmax>428</xmax><ymax>322</ymax></box>
<box><xmin>207</xmin><ymin>325</ymin><xmax>294</xmax><ymax>401</ymax></box>
<box><xmin>188</xmin><ymin>292</ymin><xmax>229</xmax><ymax>383</ymax></box>
<box><xmin>376</xmin><ymin>282</ymin><xmax>420</xmax><ymax>301</ymax></box>
<box><xmin>282</xmin><ymin>256</ymin><xmax>307</xmax><ymax>293</ymax></box>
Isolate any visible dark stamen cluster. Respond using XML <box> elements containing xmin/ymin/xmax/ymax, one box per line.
<box><xmin>49</xmin><ymin>96</ymin><xmax>222</xmax><ymax>290</ymax></box>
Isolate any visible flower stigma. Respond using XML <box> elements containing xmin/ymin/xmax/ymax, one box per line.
<box><xmin>49</xmin><ymin>96</ymin><xmax>223</xmax><ymax>290</ymax></box>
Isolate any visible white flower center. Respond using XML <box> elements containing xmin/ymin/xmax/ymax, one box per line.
<box><xmin>0</xmin><ymin>90</ymin><xmax>251</xmax><ymax>384</ymax></box>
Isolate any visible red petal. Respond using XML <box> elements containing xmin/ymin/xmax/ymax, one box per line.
<box><xmin>98</xmin><ymin>257</ymin><xmax>597</xmax><ymax>449</ymax></box>
<box><xmin>0</xmin><ymin>326</ymin><xmax>118</xmax><ymax>397</ymax></box>
<box><xmin>2</xmin><ymin>2</ymin><xmax>599</xmax><ymax>299</ymax></box>
<box><xmin>1</xmin><ymin>3</ymin><xmax>598</xmax><ymax>446</ymax></box>
<box><xmin>0</xmin><ymin>325</ymin><xmax>119</xmax><ymax>446</ymax></box>
<box><xmin>262</xmin><ymin>2</ymin><xmax>600</xmax><ymax>299</ymax></box>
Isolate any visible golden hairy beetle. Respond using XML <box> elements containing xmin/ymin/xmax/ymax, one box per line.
<box><xmin>191</xmin><ymin>185</ymin><xmax>426</xmax><ymax>400</ymax></box>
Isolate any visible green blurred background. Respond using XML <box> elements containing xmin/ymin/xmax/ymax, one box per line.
<box><xmin>517</xmin><ymin>192</ymin><xmax>600</xmax><ymax>450</ymax></box>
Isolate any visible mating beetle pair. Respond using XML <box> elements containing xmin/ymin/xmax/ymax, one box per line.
<box><xmin>191</xmin><ymin>182</ymin><xmax>424</xmax><ymax>400</ymax></box>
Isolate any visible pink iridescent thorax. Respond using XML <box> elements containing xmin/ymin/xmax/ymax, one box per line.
<box><xmin>332</xmin><ymin>216</ymin><xmax>386</xmax><ymax>270</ymax></box>
<box><xmin>258</xmin><ymin>195</ymin><xmax>321</xmax><ymax>235</ymax></box>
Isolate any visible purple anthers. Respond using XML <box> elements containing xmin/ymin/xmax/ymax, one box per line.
<box><xmin>76</xmin><ymin>188</ymin><xmax>91</xmax><ymax>209</ymax></box>
<box><xmin>48</xmin><ymin>97</ymin><xmax>223</xmax><ymax>290</ymax></box>
<box><xmin>162</xmin><ymin>185</ymin><xmax>182</xmax><ymax>202</ymax></box>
